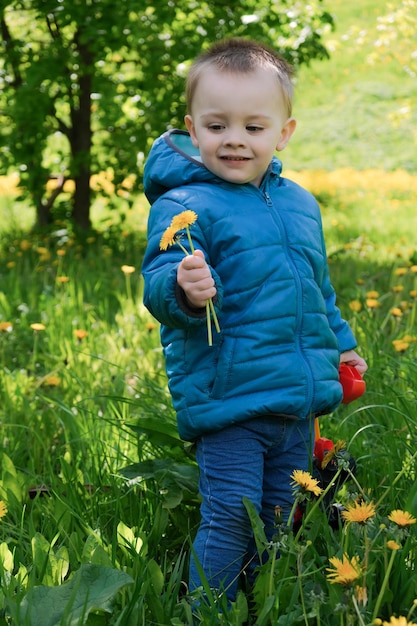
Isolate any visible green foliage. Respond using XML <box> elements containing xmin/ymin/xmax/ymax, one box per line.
<box><xmin>0</xmin><ymin>0</ymin><xmax>334</xmax><ymax>228</ymax></box>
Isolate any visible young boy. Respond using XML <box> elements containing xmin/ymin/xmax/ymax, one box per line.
<box><xmin>141</xmin><ymin>38</ymin><xmax>367</xmax><ymax>601</ymax></box>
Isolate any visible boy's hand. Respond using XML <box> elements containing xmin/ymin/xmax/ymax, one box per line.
<box><xmin>177</xmin><ymin>250</ymin><xmax>217</xmax><ymax>309</ymax></box>
<box><xmin>340</xmin><ymin>350</ymin><xmax>368</xmax><ymax>376</ymax></box>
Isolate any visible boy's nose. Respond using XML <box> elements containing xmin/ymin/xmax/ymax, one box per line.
<box><xmin>223</xmin><ymin>129</ymin><xmax>246</xmax><ymax>147</ymax></box>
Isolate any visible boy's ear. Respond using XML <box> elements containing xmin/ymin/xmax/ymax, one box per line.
<box><xmin>184</xmin><ymin>115</ymin><xmax>199</xmax><ymax>147</ymax></box>
<box><xmin>276</xmin><ymin>117</ymin><xmax>297</xmax><ymax>152</ymax></box>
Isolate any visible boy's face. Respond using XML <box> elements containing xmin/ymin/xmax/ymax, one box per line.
<box><xmin>185</xmin><ymin>67</ymin><xmax>296</xmax><ymax>187</ymax></box>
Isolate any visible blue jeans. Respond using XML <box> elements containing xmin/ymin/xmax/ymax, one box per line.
<box><xmin>189</xmin><ymin>415</ymin><xmax>314</xmax><ymax>601</ymax></box>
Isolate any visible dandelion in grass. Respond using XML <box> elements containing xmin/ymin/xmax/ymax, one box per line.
<box><xmin>30</xmin><ymin>323</ymin><xmax>46</xmax><ymax>332</ymax></box>
<box><xmin>326</xmin><ymin>554</ymin><xmax>362</xmax><ymax>585</ymax></box>
<box><xmin>56</xmin><ymin>276</ymin><xmax>70</xmax><ymax>284</ymax></box>
<box><xmin>388</xmin><ymin>510</ymin><xmax>417</xmax><ymax>527</ymax></box>
<box><xmin>159</xmin><ymin>210</ymin><xmax>220</xmax><ymax>346</ymax></box>
<box><xmin>342</xmin><ymin>500</ymin><xmax>376</xmax><ymax>524</ymax></box>
<box><xmin>387</xmin><ymin>540</ymin><xmax>401</xmax><ymax>551</ymax></box>
<box><xmin>390</xmin><ymin>307</ymin><xmax>403</xmax><ymax>317</ymax></box>
<box><xmin>355</xmin><ymin>585</ymin><xmax>368</xmax><ymax>606</ymax></box>
<box><xmin>290</xmin><ymin>470</ymin><xmax>323</xmax><ymax>497</ymax></box>
<box><xmin>0</xmin><ymin>500</ymin><xmax>7</xmax><ymax>518</ymax></box>
<box><xmin>0</xmin><ymin>322</ymin><xmax>13</xmax><ymax>332</ymax></box>
<box><xmin>349</xmin><ymin>299</ymin><xmax>362</xmax><ymax>312</ymax></box>
<box><xmin>145</xmin><ymin>322</ymin><xmax>157</xmax><ymax>333</ymax></box>
<box><xmin>392</xmin><ymin>339</ymin><xmax>409</xmax><ymax>352</ymax></box>
<box><xmin>381</xmin><ymin>617</ymin><xmax>417</xmax><ymax>626</ymax></box>
<box><xmin>42</xmin><ymin>375</ymin><xmax>61</xmax><ymax>387</ymax></box>
<box><xmin>366</xmin><ymin>298</ymin><xmax>381</xmax><ymax>309</ymax></box>
<box><xmin>74</xmin><ymin>329</ymin><xmax>88</xmax><ymax>341</ymax></box>
<box><xmin>121</xmin><ymin>265</ymin><xmax>136</xmax><ymax>300</ymax></box>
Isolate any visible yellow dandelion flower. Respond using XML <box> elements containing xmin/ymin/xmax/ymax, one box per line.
<box><xmin>326</xmin><ymin>554</ymin><xmax>362</xmax><ymax>585</ymax></box>
<box><xmin>321</xmin><ymin>440</ymin><xmax>346</xmax><ymax>469</ymax></box>
<box><xmin>394</xmin><ymin>268</ymin><xmax>408</xmax><ymax>276</ymax></box>
<box><xmin>145</xmin><ymin>322</ymin><xmax>157</xmax><ymax>332</ymax></box>
<box><xmin>159</xmin><ymin>225</ymin><xmax>179</xmax><ymax>251</ymax></box>
<box><xmin>392</xmin><ymin>339</ymin><xmax>409</xmax><ymax>352</ymax></box>
<box><xmin>290</xmin><ymin>469</ymin><xmax>323</xmax><ymax>496</ymax></box>
<box><xmin>392</xmin><ymin>285</ymin><xmax>404</xmax><ymax>293</ymax></box>
<box><xmin>0</xmin><ymin>322</ymin><xmax>13</xmax><ymax>332</ymax></box>
<box><xmin>366</xmin><ymin>298</ymin><xmax>381</xmax><ymax>309</ymax></box>
<box><xmin>410</xmin><ymin>265</ymin><xmax>417</xmax><ymax>274</ymax></box>
<box><xmin>30</xmin><ymin>323</ymin><xmax>46</xmax><ymax>331</ymax></box>
<box><xmin>409</xmin><ymin>290</ymin><xmax>417</xmax><ymax>298</ymax></box>
<box><xmin>388</xmin><ymin>510</ymin><xmax>417</xmax><ymax>527</ymax></box>
<box><xmin>56</xmin><ymin>276</ymin><xmax>70</xmax><ymax>283</ymax></box>
<box><xmin>56</xmin><ymin>249</ymin><xmax>66</xmax><ymax>257</ymax></box>
<box><xmin>382</xmin><ymin>617</ymin><xmax>417</xmax><ymax>626</ymax></box>
<box><xmin>342</xmin><ymin>501</ymin><xmax>376</xmax><ymax>524</ymax></box>
<box><xmin>390</xmin><ymin>307</ymin><xmax>403</xmax><ymax>317</ymax></box>
<box><xmin>36</xmin><ymin>246</ymin><xmax>48</xmax><ymax>255</ymax></box>
<box><xmin>42</xmin><ymin>375</ymin><xmax>61</xmax><ymax>387</ymax></box>
<box><xmin>366</xmin><ymin>290</ymin><xmax>379</xmax><ymax>298</ymax></box>
<box><xmin>349</xmin><ymin>300</ymin><xmax>362</xmax><ymax>312</ymax></box>
<box><xmin>121</xmin><ymin>265</ymin><xmax>135</xmax><ymax>274</ymax></box>
<box><xmin>387</xmin><ymin>540</ymin><xmax>401</xmax><ymax>551</ymax></box>
<box><xmin>20</xmin><ymin>240</ymin><xmax>31</xmax><ymax>251</ymax></box>
<box><xmin>6</xmin><ymin>261</ymin><xmax>16</xmax><ymax>269</ymax></box>
<box><xmin>0</xmin><ymin>500</ymin><xmax>7</xmax><ymax>518</ymax></box>
<box><xmin>171</xmin><ymin>210</ymin><xmax>198</xmax><ymax>231</ymax></box>
<box><xmin>355</xmin><ymin>585</ymin><xmax>368</xmax><ymax>606</ymax></box>
<box><xmin>74</xmin><ymin>329</ymin><xmax>88</xmax><ymax>341</ymax></box>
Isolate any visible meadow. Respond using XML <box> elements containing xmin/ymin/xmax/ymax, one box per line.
<box><xmin>1</xmin><ymin>0</ymin><xmax>417</xmax><ymax>624</ymax></box>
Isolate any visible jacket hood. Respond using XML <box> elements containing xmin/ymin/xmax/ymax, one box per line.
<box><xmin>144</xmin><ymin>129</ymin><xmax>283</xmax><ymax>204</ymax></box>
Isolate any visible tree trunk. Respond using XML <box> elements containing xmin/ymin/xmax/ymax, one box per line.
<box><xmin>70</xmin><ymin>35</ymin><xmax>93</xmax><ymax>231</ymax></box>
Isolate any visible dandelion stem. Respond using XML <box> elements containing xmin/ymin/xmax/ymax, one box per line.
<box><xmin>372</xmin><ymin>548</ymin><xmax>397</xmax><ymax>621</ymax></box>
<box><xmin>206</xmin><ymin>301</ymin><xmax>213</xmax><ymax>347</ymax></box>
<box><xmin>208</xmin><ymin>298</ymin><xmax>220</xmax><ymax>333</ymax></box>
<box><xmin>351</xmin><ymin>593</ymin><xmax>366</xmax><ymax>626</ymax></box>
<box><xmin>185</xmin><ymin>227</ymin><xmax>195</xmax><ymax>254</ymax></box>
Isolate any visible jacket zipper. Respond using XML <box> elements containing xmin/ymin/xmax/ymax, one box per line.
<box><xmin>261</xmin><ymin>181</ymin><xmax>314</xmax><ymax>412</ymax></box>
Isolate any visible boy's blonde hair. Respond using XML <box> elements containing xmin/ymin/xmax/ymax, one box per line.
<box><xmin>186</xmin><ymin>38</ymin><xmax>294</xmax><ymax>117</ymax></box>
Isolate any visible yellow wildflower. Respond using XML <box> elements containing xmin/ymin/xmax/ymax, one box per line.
<box><xmin>410</xmin><ymin>265</ymin><xmax>417</xmax><ymax>274</ymax></box>
<box><xmin>355</xmin><ymin>585</ymin><xmax>368</xmax><ymax>606</ymax></box>
<box><xmin>342</xmin><ymin>501</ymin><xmax>376</xmax><ymax>524</ymax></box>
<box><xmin>0</xmin><ymin>500</ymin><xmax>7</xmax><ymax>518</ymax></box>
<box><xmin>290</xmin><ymin>470</ymin><xmax>323</xmax><ymax>496</ymax></box>
<box><xmin>30</xmin><ymin>323</ymin><xmax>46</xmax><ymax>332</ymax></box>
<box><xmin>145</xmin><ymin>322</ymin><xmax>157</xmax><ymax>332</ymax></box>
<box><xmin>349</xmin><ymin>300</ymin><xmax>362</xmax><ymax>312</ymax></box>
<box><xmin>56</xmin><ymin>276</ymin><xmax>70</xmax><ymax>283</ymax></box>
<box><xmin>366</xmin><ymin>290</ymin><xmax>379</xmax><ymax>298</ymax></box>
<box><xmin>382</xmin><ymin>617</ymin><xmax>417</xmax><ymax>626</ymax></box>
<box><xmin>392</xmin><ymin>339</ymin><xmax>409</xmax><ymax>352</ymax></box>
<box><xmin>392</xmin><ymin>285</ymin><xmax>404</xmax><ymax>293</ymax></box>
<box><xmin>388</xmin><ymin>510</ymin><xmax>417</xmax><ymax>527</ymax></box>
<box><xmin>121</xmin><ymin>265</ymin><xmax>135</xmax><ymax>274</ymax></box>
<box><xmin>159</xmin><ymin>225</ymin><xmax>179</xmax><ymax>251</ymax></box>
<box><xmin>409</xmin><ymin>290</ymin><xmax>417</xmax><ymax>298</ymax></box>
<box><xmin>366</xmin><ymin>298</ymin><xmax>381</xmax><ymax>309</ymax></box>
<box><xmin>42</xmin><ymin>375</ymin><xmax>61</xmax><ymax>387</ymax></box>
<box><xmin>390</xmin><ymin>307</ymin><xmax>403</xmax><ymax>317</ymax></box>
<box><xmin>56</xmin><ymin>249</ymin><xmax>66</xmax><ymax>257</ymax></box>
<box><xmin>171</xmin><ymin>210</ymin><xmax>198</xmax><ymax>231</ymax></box>
<box><xmin>394</xmin><ymin>267</ymin><xmax>408</xmax><ymax>276</ymax></box>
<box><xmin>326</xmin><ymin>554</ymin><xmax>362</xmax><ymax>585</ymax></box>
<box><xmin>0</xmin><ymin>322</ymin><xmax>12</xmax><ymax>332</ymax></box>
<box><xmin>74</xmin><ymin>329</ymin><xmax>88</xmax><ymax>341</ymax></box>
<box><xmin>387</xmin><ymin>540</ymin><xmax>401</xmax><ymax>551</ymax></box>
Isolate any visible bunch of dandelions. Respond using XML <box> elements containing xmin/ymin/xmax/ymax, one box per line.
<box><xmin>159</xmin><ymin>210</ymin><xmax>220</xmax><ymax>346</ymax></box>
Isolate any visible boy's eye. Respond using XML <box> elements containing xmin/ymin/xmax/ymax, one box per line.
<box><xmin>247</xmin><ymin>125</ymin><xmax>263</xmax><ymax>132</ymax></box>
<box><xmin>208</xmin><ymin>124</ymin><xmax>224</xmax><ymax>131</ymax></box>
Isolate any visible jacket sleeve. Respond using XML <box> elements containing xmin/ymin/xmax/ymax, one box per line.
<box><xmin>319</xmin><ymin>232</ymin><xmax>357</xmax><ymax>353</ymax></box>
<box><xmin>141</xmin><ymin>196</ymin><xmax>223</xmax><ymax>329</ymax></box>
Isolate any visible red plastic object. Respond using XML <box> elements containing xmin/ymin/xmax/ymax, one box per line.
<box><xmin>314</xmin><ymin>437</ymin><xmax>334</xmax><ymax>467</ymax></box>
<box><xmin>339</xmin><ymin>364</ymin><xmax>366</xmax><ymax>404</ymax></box>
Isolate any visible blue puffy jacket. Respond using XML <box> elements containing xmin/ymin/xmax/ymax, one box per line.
<box><xmin>142</xmin><ymin>130</ymin><xmax>357</xmax><ymax>441</ymax></box>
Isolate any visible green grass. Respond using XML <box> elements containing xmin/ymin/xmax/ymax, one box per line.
<box><xmin>285</xmin><ymin>0</ymin><xmax>417</xmax><ymax>171</ymax></box>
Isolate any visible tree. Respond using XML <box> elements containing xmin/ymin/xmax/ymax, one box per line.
<box><xmin>0</xmin><ymin>0</ymin><xmax>334</xmax><ymax>230</ymax></box>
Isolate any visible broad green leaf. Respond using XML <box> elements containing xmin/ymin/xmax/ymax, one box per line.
<box><xmin>15</xmin><ymin>564</ymin><xmax>133</xmax><ymax>626</ymax></box>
